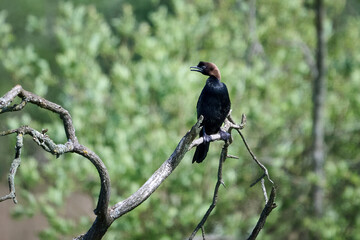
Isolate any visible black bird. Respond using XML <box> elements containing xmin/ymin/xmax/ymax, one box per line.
<box><xmin>191</xmin><ymin>61</ymin><xmax>231</xmax><ymax>163</ymax></box>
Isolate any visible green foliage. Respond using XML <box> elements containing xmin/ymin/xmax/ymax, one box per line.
<box><xmin>0</xmin><ymin>0</ymin><xmax>359</xmax><ymax>239</ymax></box>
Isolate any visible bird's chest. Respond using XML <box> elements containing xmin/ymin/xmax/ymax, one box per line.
<box><xmin>197</xmin><ymin>83</ymin><xmax>227</xmax><ymax>121</ymax></box>
<box><xmin>198</xmin><ymin>90</ymin><xmax>223</xmax><ymax>112</ymax></box>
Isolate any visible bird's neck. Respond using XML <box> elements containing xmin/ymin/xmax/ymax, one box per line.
<box><xmin>206</xmin><ymin>76</ymin><xmax>221</xmax><ymax>87</ymax></box>
<box><xmin>207</xmin><ymin>75</ymin><xmax>220</xmax><ymax>83</ymax></box>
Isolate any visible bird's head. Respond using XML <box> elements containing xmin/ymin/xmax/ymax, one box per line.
<box><xmin>190</xmin><ymin>61</ymin><xmax>221</xmax><ymax>80</ymax></box>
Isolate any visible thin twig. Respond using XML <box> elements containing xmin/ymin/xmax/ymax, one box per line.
<box><xmin>0</xmin><ymin>99</ymin><xmax>27</xmax><ymax>113</ymax></box>
<box><xmin>201</xmin><ymin>226</ymin><xmax>205</xmax><ymax>240</ymax></box>
<box><xmin>2</xmin><ymin>126</ymin><xmax>74</xmax><ymax>156</ymax></box>
<box><xmin>0</xmin><ymin>132</ymin><xmax>23</xmax><ymax>204</ymax></box>
<box><xmin>227</xmin><ymin>154</ymin><xmax>239</xmax><ymax>159</ymax></box>
<box><xmin>261</xmin><ymin>179</ymin><xmax>268</xmax><ymax>203</ymax></box>
<box><xmin>250</xmin><ymin>173</ymin><xmax>266</xmax><ymax>187</ymax></box>
<box><xmin>247</xmin><ymin>186</ymin><xmax>277</xmax><ymax>240</ymax></box>
<box><xmin>189</xmin><ymin>141</ymin><xmax>229</xmax><ymax>240</ymax></box>
<box><xmin>0</xmin><ymin>129</ymin><xmax>18</xmax><ymax>136</ymax></box>
<box><xmin>227</xmin><ymin>113</ymin><xmax>246</xmax><ymax>130</ymax></box>
<box><xmin>236</xmin><ymin>128</ymin><xmax>274</xmax><ymax>185</ymax></box>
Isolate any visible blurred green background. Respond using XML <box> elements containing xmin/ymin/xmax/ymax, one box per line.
<box><xmin>0</xmin><ymin>0</ymin><xmax>359</xmax><ymax>239</ymax></box>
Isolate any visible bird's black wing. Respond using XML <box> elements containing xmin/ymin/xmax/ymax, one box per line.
<box><xmin>220</xmin><ymin>82</ymin><xmax>231</xmax><ymax>117</ymax></box>
<box><xmin>196</xmin><ymin>87</ymin><xmax>205</xmax><ymax>120</ymax></box>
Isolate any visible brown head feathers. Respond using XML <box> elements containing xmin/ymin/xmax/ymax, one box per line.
<box><xmin>190</xmin><ymin>61</ymin><xmax>221</xmax><ymax>80</ymax></box>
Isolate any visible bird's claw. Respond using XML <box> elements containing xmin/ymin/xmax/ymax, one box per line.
<box><xmin>219</xmin><ymin>130</ymin><xmax>231</xmax><ymax>141</ymax></box>
<box><xmin>203</xmin><ymin>132</ymin><xmax>212</xmax><ymax>143</ymax></box>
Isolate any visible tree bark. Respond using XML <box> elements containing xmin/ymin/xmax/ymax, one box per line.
<box><xmin>311</xmin><ymin>0</ymin><xmax>326</xmax><ymax>217</ymax></box>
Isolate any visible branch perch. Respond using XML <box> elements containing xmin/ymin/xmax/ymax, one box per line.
<box><xmin>0</xmin><ymin>85</ymin><xmax>276</xmax><ymax>240</ymax></box>
<box><xmin>189</xmin><ymin>111</ymin><xmax>276</xmax><ymax>240</ymax></box>
<box><xmin>0</xmin><ymin>85</ymin><xmax>206</xmax><ymax>239</ymax></box>
<box><xmin>109</xmin><ymin>116</ymin><xmax>203</xmax><ymax>220</ymax></box>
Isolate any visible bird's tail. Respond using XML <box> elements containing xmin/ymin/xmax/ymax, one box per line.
<box><xmin>192</xmin><ymin>142</ymin><xmax>210</xmax><ymax>163</ymax></box>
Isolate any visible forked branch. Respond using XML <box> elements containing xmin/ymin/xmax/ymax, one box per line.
<box><xmin>0</xmin><ymin>85</ymin><xmax>204</xmax><ymax>239</ymax></box>
<box><xmin>1</xmin><ymin>85</ymin><xmax>276</xmax><ymax>240</ymax></box>
<box><xmin>189</xmin><ymin>111</ymin><xmax>276</xmax><ymax>240</ymax></box>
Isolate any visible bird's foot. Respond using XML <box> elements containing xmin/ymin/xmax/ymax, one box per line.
<box><xmin>219</xmin><ymin>130</ymin><xmax>231</xmax><ymax>141</ymax></box>
<box><xmin>203</xmin><ymin>132</ymin><xmax>212</xmax><ymax>143</ymax></box>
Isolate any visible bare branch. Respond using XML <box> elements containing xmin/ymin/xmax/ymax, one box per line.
<box><xmin>109</xmin><ymin>116</ymin><xmax>203</xmax><ymax>220</ymax></box>
<box><xmin>0</xmin><ymin>99</ymin><xmax>27</xmax><ymax>113</ymax></box>
<box><xmin>0</xmin><ymin>128</ymin><xmax>19</xmax><ymax>136</ymax></box>
<box><xmin>0</xmin><ymin>132</ymin><xmax>23</xmax><ymax>204</ymax></box>
<box><xmin>189</xmin><ymin>114</ymin><xmax>245</xmax><ymax>151</ymax></box>
<box><xmin>189</xmin><ymin>112</ymin><xmax>276</xmax><ymax>240</ymax></box>
<box><xmin>0</xmin><ymin>85</ymin><xmax>111</xmax><ymax>239</ymax></box>
<box><xmin>261</xmin><ymin>179</ymin><xmax>268</xmax><ymax>203</ymax></box>
<box><xmin>189</xmin><ymin>140</ymin><xmax>229</xmax><ymax>240</ymax></box>
<box><xmin>1</xmin><ymin>85</ymin><xmax>277</xmax><ymax>240</ymax></box>
<box><xmin>77</xmin><ymin>116</ymin><xmax>204</xmax><ymax>240</ymax></box>
<box><xmin>0</xmin><ymin>86</ymin><xmax>207</xmax><ymax>240</ymax></box>
<box><xmin>228</xmin><ymin>112</ymin><xmax>246</xmax><ymax>128</ymax></box>
<box><xmin>0</xmin><ymin>85</ymin><xmax>22</xmax><ymax>109</ymax></box>
<box><xmin>247</xmin><ymin>186</ymin><xmax>277</xmax><ymax>240</ymax></box>
<box><xmin>236</xmin><ymin>128</ymin><xmax>274</xmax><ymax>186</ymax></box>
<box><xmin>227</xmin><ymin>154</ymin><xmax>239</xmax><ymax>159</ymax></box>
<box><xmin>250</xmin><ymin>173</ymin><xmax>266</xmax><ymax>187</ymax></box>
<box><xmin>201</xmin><ymin>226</ymin><xmax>205</xmax><ymax>240</ymax></box>
<box><xmin>0</xmin><ymin>85</ymin><xmax>77</xmax><ymax>142</ymax></box>
<box><xmin>228</xmin><ymin>112</ymin><xmax>274</xmax><ymax>189</ymax></box>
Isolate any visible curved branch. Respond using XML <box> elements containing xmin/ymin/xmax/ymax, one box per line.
<box><xmin>74</xmin><ymin>116</ymin><xmax>204</xmax><ymax>240</ymax></box>
<box><xmin>1</xmin><ymin>85</ymin><xmax>277</xmax><ymax>240</ymax></box>
<box><xmin>0</xmin><ymin>85</ymin><xmax>77</xmax><ymax>142</ymax></box>
<box><xmin>0</xmin><ymin>85</ymin><xmax>110</xmax><ymax>222</ymax></box>
<box><xmin>74</xmin><ymin>145</ymin><xmax>111</xmax><ymax>217</ymax></box>
<box><xmin>109</xmin><ymin>116</ymin><xmax>203</xmax><ymax>220</ymax></box>
<box><xmin>1</xmin><ymin>85</ymin><xmax>208</xmax><ymax>240</ymax></box>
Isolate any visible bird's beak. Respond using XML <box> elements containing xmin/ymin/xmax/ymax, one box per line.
<box><xmin>190</xmin><ymin>66</ymin><xmax>203</xmax><ymax>73</ymax></box>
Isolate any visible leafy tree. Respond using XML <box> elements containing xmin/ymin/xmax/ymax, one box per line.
<box><xmin>0</xmin><ymin>0</ymin><xmax>360</xmax><ymax>239</ymax></box>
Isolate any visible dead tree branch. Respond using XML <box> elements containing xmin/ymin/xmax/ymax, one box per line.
<box><xmin>247</xmin><ymin>186</ymin><xmax>277</xmax><ymax>240</ymax></box>
<box><xmin>189</xmin><ymin>141</ymin><xmax>229</xmax><ymax>240</ymax></box>
<box><xmin>109</xmin><ymin>116</ymin><xmax>203</xmax><ymax>220</ymax></box>
<box><xmin>228</xmin><ymin>114</ymin><xmax>274</xmax><ymax>187</ymax></box>
<box><xmin>0</xmin><ymin>85</ymin><xmax>205</xmax><ymax>239</ymax></box>
<box><xmin>0</xmin><ymin>132</ymin><xmax>23</xmax><ymax>204</ymax></box>
<box><xmin>1</xmin><ymin>85</ymin><xmax>276</xmax><ymax>240</ymax></box>
<box><xmin>0</xmin><ymin>85</ymin><xmax>110</xmax><ymax>239</ymax></box>
<box><xmin>189</xmin><ymin>112</ymin><xmax>276</xmax><ymax>240</ymax></box>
